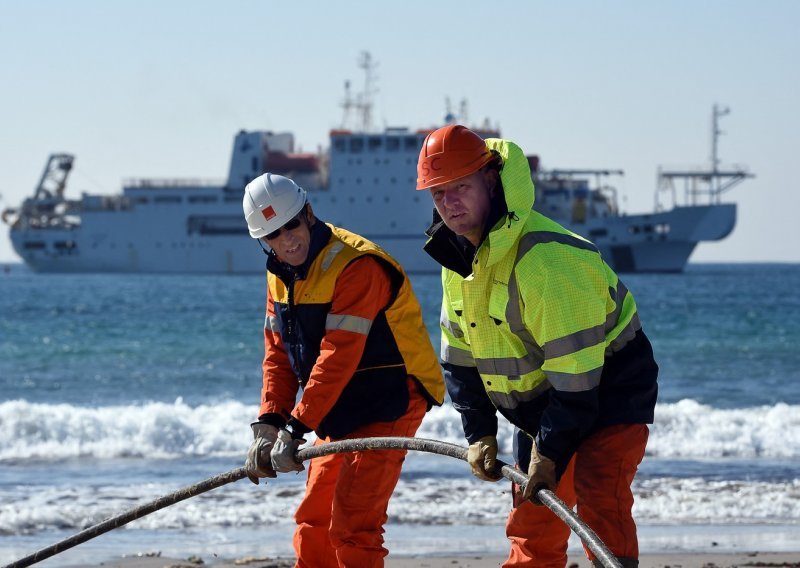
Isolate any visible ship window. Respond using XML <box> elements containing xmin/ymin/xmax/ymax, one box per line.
<box><xmin>350</xmin><ymin>138</ymin><xmax>364</xmax><ymax>153</ymax></box>
<box><xmin>189</xmin><ymin>195</ymin><xmax>218</xmax><ymax>203</ymax></box>
<box><xmin>155</xmin><ymin>196</ymin><xmax>182</xmax><ymax>204</ymax></box>
<box><xmin>368</xmin><ymin>137</ymin><xmax>383</xmax><ymax>151</ymax></box>
<box><xmin>589</xmin><ymin>229</ymin><xmax>608</xmax><ymax>239</ymax></box>
<box><xmin>23</xmin><ymin>241</ymin><xmax>46</xmax><ymax>250</ymax></box>
<box><xmin>404</xmin><ymin>136</ymin><xmax>418</xmax><ymax>150</ymax></box>
<box><xmin>134</xmin><ymin>197</ymin><xmax>149</xmax><ymax>204</ymax></box>
<box><xmin>54</xmin><ymin>240</ymin><xmax>77</xmax><ymax>250</ymax></box>
<box><xmin>333</xmin><ymin>139</ymin><xmax>346</xmax><ymax>152</ymax></box>
<box><xmin>386</xmin><ymin>138</ymin><xmax>399</xmax><ymax>152</ymax></box>
<box><xmin>655</xmin><ymin>223</ymin><xmax>670</xmax><ymax>234</ymax></box>
<box><xmin>225</xmin><ymin>196</ymin><xmax>241</xmax><ymax>203</ymax></box>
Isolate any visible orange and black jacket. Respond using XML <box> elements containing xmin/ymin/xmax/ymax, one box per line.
<box><xmin>256</xmin><ymin>221</ymin><xmax>444</xmax><ymax>440</ymax></box>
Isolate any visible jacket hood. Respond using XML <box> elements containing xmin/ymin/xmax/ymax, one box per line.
<box><xmin>480</xmin><ymin>138</ymin><xmax>535</xmax><ymax>268</ymax></box>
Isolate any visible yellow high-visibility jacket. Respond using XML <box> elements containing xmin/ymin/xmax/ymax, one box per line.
<box><xmin>423</xmin><ymin>138</ymin><xmax>658</xmax><ymax>468</ymax></box>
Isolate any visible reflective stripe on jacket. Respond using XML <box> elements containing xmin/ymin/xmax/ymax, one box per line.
<box><xmin>427</xmin><ymin>138</ymin><xmax>658</xmax><ymax>468</ymax></box>
<box><xmin>262</xmin><ymin>223</ymin><xmax>444</xmax><ymax>439</ymax></box>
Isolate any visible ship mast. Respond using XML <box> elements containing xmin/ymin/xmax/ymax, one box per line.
<box><xmin>656</xmin><ymin>105</ymin><xmax>754</xmax><ymax>210</ymax></box>
<box><xmin>339</xmin><ymin>51</ymin><xmax>379</xmax><ymax>132</ymax></box>
<box><xmin>711</xmin><ymin>103</ymin><xmax>729</xmax><ymax>175</ymax></box>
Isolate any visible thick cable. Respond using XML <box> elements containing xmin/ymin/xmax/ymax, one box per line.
<box><xmin>3</xmin><ymin>437</ymin><xmax>621</xmax><ymax>568</ymax></box>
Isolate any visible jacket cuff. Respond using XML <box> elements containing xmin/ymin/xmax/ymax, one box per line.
<box><xmin>257</xmin><ymin>413</ymin><xmax>287</xmax><ymax>429</ymax></box>
<box><xmin>286</xmin><ymin>417</ymin><xmax>313</xmax><ymax>439</ymax></box>
<box><xmin>464</xmin><ymin>421</ymin><xmax>499</xmax><ymax>445</ymax></box>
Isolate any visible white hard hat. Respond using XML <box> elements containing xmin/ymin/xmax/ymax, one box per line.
<box><xmin>243</xmin><ymin>173</ymin><xmax>307</xmax><ymax>239</ymax></box>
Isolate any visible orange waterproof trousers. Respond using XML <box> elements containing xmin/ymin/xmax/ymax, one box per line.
<box><xmin>292</xmin><ymin>379</ymin><xmax>427</xmax><ymax>568</ymax></box>
<box><xmin>504</xmin><ymin>424</ymin><xmax>649</xmax><ymax>568</ymax></box>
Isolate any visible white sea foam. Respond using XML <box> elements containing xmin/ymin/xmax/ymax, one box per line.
<box><xmin>1</xmin><ymin>399</ymin><xmax>800</xmax><ymax>461</ymax></box>
<box><xmin>648</xmin><ymin>399</ymin><xmax>800</xmax><ymax>458</ymax></box>
<box><xmin>2</xmin><ymin>467</ymin><xmax>798</xmax><ymax>538</ymax></box>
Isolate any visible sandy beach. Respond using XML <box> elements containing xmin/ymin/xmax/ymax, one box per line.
<box><xmin>66</xmin><ymin>550</ymin><xmax>800</xmax><ymax>568</ymax></box>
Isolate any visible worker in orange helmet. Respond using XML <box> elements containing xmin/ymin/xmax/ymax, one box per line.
<box><xmin>417</xmin><ymin>125</ymin><xmax>658</xmax><ymax>568</ymax></box>
<box><xmin>242</xmin><ymin>173</ymin><xmax>445</xmax><ymax>567</ymax></box>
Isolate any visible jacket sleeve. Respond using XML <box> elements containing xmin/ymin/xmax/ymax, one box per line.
<box><xmin>522</xmin><ymin>252</ymin><xmax>609</xmax><ymax>466</ymax></box>
<box><xmin>440</xmin><ymin>271</ymin><xmax>498</xmax><ymax>443</ymax></box>
<box><xmin>290</xmin><ymin>256</ymin><xmax>393</xmax><ymax>431</ymax></box>
<box><xmin>259</xmin><ymin>289</ymin><xmax>301</xmax><ymax>422</ymax></box>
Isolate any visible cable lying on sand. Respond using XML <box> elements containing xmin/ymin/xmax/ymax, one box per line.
<box><xmin>3</xmin><ymin>437</ymin><xmax>623</xmax><ymax>568</ymax></box>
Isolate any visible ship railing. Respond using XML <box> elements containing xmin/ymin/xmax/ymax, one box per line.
<box><xmin>15</xmin><ymin>215</ymin><xmax>80</xmax><ymax>230</ymax></box>
<box><xmin>80</xmin><ymin>194</ymin><xmax>131</xmax><ymax>212</ymax></box>
<box><xmin>123</xmin><ymin>178</ymin><xmax>225</xmax><ymax>188</ymax></box>
<box><xmin>655</xmin><ymin>163</ymin><xmax>754</xmax><ymax>211</ymax></box>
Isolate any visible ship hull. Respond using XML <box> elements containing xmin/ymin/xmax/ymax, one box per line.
<box><xmin>563</xmin><ymin>203</ymin><xmax>736</xmax><ymax>273</ymax></box>
<box><xmin>10</xmin><ymin>203</ymin><xmax>735</xmax><ymax>274</ymax></box>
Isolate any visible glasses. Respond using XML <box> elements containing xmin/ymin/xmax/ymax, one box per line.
<box><xmin>264</xmin><ymin>211</ymin><xmax>305</xmax><ymax>241</ymax></box>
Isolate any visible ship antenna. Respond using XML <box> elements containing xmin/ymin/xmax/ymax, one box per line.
<box><xmin>459</xmin><ymin>98</ymin><xmax>469</xmax><ymax>125</ymax></box>
<box><xmin>338</xmin><ymin>51</ymin><xmax>379</xmax><ymax>132</ymax></box>
<box><xmin>356</xmin><ymin>51</ymin><xmax>378</xmax><ymax>132</ymax></box>
<box><xmin>711</xmin><ymin>103</ymin><xmax>730</xmax><ymax>176</ymax></box>
<box><xmin>340</xmin><ymin>79</ymin><xmax>353</xmax><ymax>129</ymax></box>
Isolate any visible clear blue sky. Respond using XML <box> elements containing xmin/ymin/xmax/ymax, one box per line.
<box><xmin>1</xmin><ymin>0</ymin><xmax>797</xmax><ymax>263</ymax></box>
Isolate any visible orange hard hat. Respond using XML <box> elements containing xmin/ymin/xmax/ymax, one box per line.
<box><xmin>416</xmin><ymin>124</ymin><xmax>493</xmax><ymax>190</ymax></box>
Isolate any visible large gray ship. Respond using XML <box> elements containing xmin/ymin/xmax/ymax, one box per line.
<box><xmin>2</xmin><ymin>58</ymin><xmax>752</xmax><ymax>273</ymax></box>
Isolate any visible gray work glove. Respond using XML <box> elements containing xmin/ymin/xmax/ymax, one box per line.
<box><xmin>521</xmin><ymin>440</ymin><xmax>557</xmax><ymax>504</ymax></box>
<box><xmin>244</xmin><ymin>423</ymin><xmax>279</xmax><ymax>485</ymax></box>
<box><xmin>270</xmin><ymin>428</ymin><xmax>306</xmax><ymax>473</ymax></box>
<box><xmin>466</xmin><ymin>435</ymin><xmax>503</xmax><ymax>482</ymax></box>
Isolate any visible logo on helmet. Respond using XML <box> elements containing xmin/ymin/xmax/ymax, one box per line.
<box><xmin>261</xmin><ymin>206</ymin><xmax>276</xmax><ymax>221</ymax></box>
<box><xmin>419</xmin><ymin>157</ymin><xmax>442</xmax><ymax>178</ymax></box>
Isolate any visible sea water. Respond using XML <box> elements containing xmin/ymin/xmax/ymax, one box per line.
<box><xmin>1</xmin><ymin>263</ymin><xmax>799</xmax><ymax>565</ymax></box>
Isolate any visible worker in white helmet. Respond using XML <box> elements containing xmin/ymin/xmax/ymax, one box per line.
<box><xmin>242</xmin><ymin>172</ymin><xmax>445</xmax><ymax>567</ymax></box>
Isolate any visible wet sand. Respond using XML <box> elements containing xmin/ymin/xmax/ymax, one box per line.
<box><xmin>70</xmin><ymin>550</ymin><xmax>800</xmax><ymax>568</ymax></box>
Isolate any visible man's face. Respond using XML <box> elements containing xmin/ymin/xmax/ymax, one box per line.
<box><xmin>428</xmin><ymin>169</ymin><xmax>496</xmax><ymax>246</ymax></box>
<box><xmin>261</xmin><ymin>207</ymin><xmax>313</xmax><ymax>266</ymax></box>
